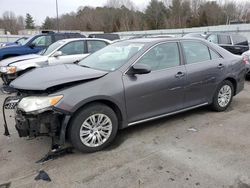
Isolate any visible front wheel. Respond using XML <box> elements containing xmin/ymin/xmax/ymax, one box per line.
<box><xmin>69</xmin><ymin>103</ymin><xmax>118</xmax><ymax>153</ymax></box>
<box><xmin>211</xmin><ymin>80</ymin><xmax>234</xmax><ymax>112</ymax></box>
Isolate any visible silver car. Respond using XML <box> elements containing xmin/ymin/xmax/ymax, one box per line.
<box><xmin>0</xmin><ymin>38</ymin><xmax>111</xmax><ymax>84</ymax></box>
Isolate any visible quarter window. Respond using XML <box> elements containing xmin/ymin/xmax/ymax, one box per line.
<box><xmin>182</xmin><ymin>41</ymin><xmax>210</xmax><ymax>64</ymax></box>
<box><xmin>210</xmin><ymin>49</ymin><xmax>221</xmax><ymax>59</ymax></box>
<box><xmin>87</xmin><ymin>40</ymin><xmax>108</xmax><ymax>53</ymax></box>
<box><xmin>60</xmin><ymin>41</ymin><xmax>85</xmax><ymax>55</ymax></box>
<box><xmin>136</xmin><ymin>42</ymin><xmax>180</xmax><ymax>71</ymax></box>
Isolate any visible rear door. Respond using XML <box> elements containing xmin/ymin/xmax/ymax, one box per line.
<box><xmin>48</xmin><ymin>40</ymin><xmax>87</xmax><ymax>65</ymax></box>
<box><xmin>123</xmin><ymin>42</ymin><xmax>186</xmax><ymax>123</ymax></box>
<box><xmin>181</xmin><ymin>40</ymin><xmax>225</xmax><ymax>107</ymax></box>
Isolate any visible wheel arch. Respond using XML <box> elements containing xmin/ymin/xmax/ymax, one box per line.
<box><xmin>224</xmin><ymin>77</ymin><xmax>237</xmax><ymax>96</ymax></box>
<box><xmin>67</xmin><ymin>98</ymin><xmax>124</xmax><ymax>131</ymax></box>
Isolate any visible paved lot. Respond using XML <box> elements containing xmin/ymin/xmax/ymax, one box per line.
<box><xmin>0</xmin><ymin>81</ymin><xmax>250</xmax><ymax>188</ymax></box>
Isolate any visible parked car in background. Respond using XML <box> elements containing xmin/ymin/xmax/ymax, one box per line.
<box><xmin>0</xmin><ymin>38</ymin><xmax>111</xmax><ymax>84</ymax></box>
<box><xmin>183</xmin><ymin>33</ymin><xmax>207</xmax><ymax>39</ymax></box>
<box><xmin>0</xmin><ymin>37</ymin><xmax>29</xmax><ymax>48</ymax></box>
<box><xmin>88</xmin><ymin>33</ymin><xmax>120</xmax><ymax>41</ymax></box>
<box><xmin>206</xmin><ymin>33</ymin><xmax>249</xmax><ymax>55</ymax></box>
<box><xmin>5</xmin><ymin>38</ymin><xmax>245</xmax><ymax>153</ymax></box>
<box><xmin>130</xmin><ymin>34</ymin><xmax>175</xmax><ymax>39</ymax></box>
<box><xmin>0</xmin><ymin>31</ymin><xmax>85</xmax><ymax>60</ymax></box>
<box><xmin>242</xmin><ymin>50</ymin><xmax>250</xmax><ymax>78</ymax></box>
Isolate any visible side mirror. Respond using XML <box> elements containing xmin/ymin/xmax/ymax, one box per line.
<box><xmin>52</xmin><ymin>51</ymin><xmax>63</xmax><ymax>57</ymax></box>
<box><xmin>128</xmin><ymin>64</ymin><xmax>151</xmax><ymax>75</ymax></box>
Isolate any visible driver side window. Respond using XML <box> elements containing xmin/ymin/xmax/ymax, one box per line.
<box><xmin>136</xmin><ymin>42</ymin><xmax>180</xmax><ymax>71</ymax></box>
<box><xmin>31</xmin><ymin>36</ymin><xmax>52</xmax><ymax>47</ymax></box>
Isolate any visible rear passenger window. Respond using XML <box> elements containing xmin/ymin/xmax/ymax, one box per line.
<box><xmin>182</xmin><ymin>41</ymin><xmax>210</xmax><ymax>64</ymax></box>
<box><xmin>219</xmin><ymin>35</ymin><xmax>232</xmax><ymax>45</ymax></box>
<box><xmin>210</xmin><ymin>49</ymin><xmax>221</xmax><ymax>59</ymax></box>
<box><xmin>87</xmin><ymin>40</ymin><xmax>108</xmax><ymax>53</ymax></box>
<box><xmin>137</xmin><ymin>42</ymin><xmax>180</xmax><ymax>71</ymax></box>
<box><xmin>232</xmin><ymin>35</ymin><xmax>248</xmax><ymax>46</ymax></box>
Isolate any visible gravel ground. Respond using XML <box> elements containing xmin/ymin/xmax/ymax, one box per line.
<box><xmin>0</xmin><ymin>81</ymin><xmax>250</xmax><ymax>188</ymax></box>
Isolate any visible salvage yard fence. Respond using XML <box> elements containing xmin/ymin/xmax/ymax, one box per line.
<box><xmin>115</xmin><ymin>23</ymin><xmax>250</xmax><ymax>41</ymax></box>
<box><xmin>0</xmin><ymin>23</ymin><xmax>250</xmax><ymax>43</ymax></box>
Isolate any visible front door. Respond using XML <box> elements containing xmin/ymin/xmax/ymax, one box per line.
<box><xmin>49</xmin><ymin>40</ymin><xmax>86</xmax><ymax>65</ymax></box>
<box><xmin>123</xmin><ymin>42</ymin><xmax>186</xmax><ymax>123</ymax></box>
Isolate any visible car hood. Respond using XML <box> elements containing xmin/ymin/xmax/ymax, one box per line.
<box><xmin>10</xmin><ymin>64</ymin><xmax>108</xmax><ymax>91</ymax></box>
<box><xmin>0</xmin><ymin>54</ymin><xmax>42</xmax><ymax>66</ymax></box>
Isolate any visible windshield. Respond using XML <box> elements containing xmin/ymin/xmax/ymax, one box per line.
<box><xmin>22</xmin><ymin>36</ymin><xmax>35</xmax><ymax>46</ymax></box>
<box><xmin>16</xmin><ymin>37</ymin><xmax>28</xmax><ymax>45</ymax></box>
<box><xmin>79</xmin><ymin>41</ymin><xmax>145</xmax><ymax>71</ymax></box>
<box><xmin>42</xmin><ymin>40</ymin><xmax>66</xmax><ymax>56</ymax></box>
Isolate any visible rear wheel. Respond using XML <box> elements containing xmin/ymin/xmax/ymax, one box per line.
<box><xmin>69</xmin><ymin>103</ymin><xmax>118</xmax><ymax>153</ymax></box>
<box><xmin>211</xmin><ymin>80</ymin><xmax>234</xmax><ymax>111</ymax></box>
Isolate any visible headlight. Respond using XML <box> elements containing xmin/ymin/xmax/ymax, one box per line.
<box><xmin>18</xmin><ymin>95</ymin><xmax>63</xmax><ymax>113</ymax></box>
<box><xmin>7</xmin><ymin>66</ymin><xmax>17</xmax><ymax>74</ymax></box>
<box><xmin>0</xmin><ymin>66</ymin><xmax>7</xmax><ymax>73</ymax></box>
<box><xmin>0</xmin><ymin>66</ymin><xmax>17</xmax><ymax>74</ymax></box>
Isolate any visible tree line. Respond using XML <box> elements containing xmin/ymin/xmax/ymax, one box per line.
<box><xmin>1</xmin><ymin>0</ymin><xmax>250</xmax><ymax>34</ymax></box>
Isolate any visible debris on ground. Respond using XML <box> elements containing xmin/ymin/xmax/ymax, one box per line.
<box><xmin>34</xmin><ymin>170</ymin><xmax>51</xmax><ymax>182</ymax></box>
<box><xmin>187</xmin><ymin>128</ymin><xmax>198</xmax><ymax>132</ymax></box>
<box><xmin>36</xmin><ymin>147</ymin><xmax>74</xmax><ymax>164</ymax></box>
<box><xmin>0</xmin><ymin>182</ymin><xmax>11</xmax><ymax>188</ymax></box>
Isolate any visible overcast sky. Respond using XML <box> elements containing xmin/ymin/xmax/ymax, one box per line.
<box><xmin>0</xmin><ymin>0</ymin><xmax>150</xmax><ymax>25</ymax></box>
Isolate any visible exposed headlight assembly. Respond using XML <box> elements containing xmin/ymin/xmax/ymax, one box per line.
<box><xmin>0</xmin><ymin>66</ymin><xmax>17</xmax><ymax>74</ymax></box>
<box><xmin>18</xmin><ymin>95</ymin><xmax>63</xmax><ymax>113</ymax></box>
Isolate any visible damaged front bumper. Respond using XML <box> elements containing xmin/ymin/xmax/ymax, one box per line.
<box><xmin>15</xmin><ymin>110</ymin><xmax>61</xmax><ymax>138</ymax></box>
<box><xmin>3</xmin><ymin>96</ymin><xmax>71</xmax><ymax>147</ymax></box>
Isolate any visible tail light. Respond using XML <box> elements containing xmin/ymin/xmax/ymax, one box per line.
<box><xmin>243</xmin><ymin>55</ymin><xmax>250</xmax><ymax>65</ymax></box>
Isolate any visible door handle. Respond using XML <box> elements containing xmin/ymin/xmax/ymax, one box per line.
<box><xmin>217</xmin><ymin>64</ymin><xmax>224</xmax><ymax>69</ymax></box>
<box><xmin>175</xmin><ymin>72</ymin><xmax>185</xmax><ymax>78</ymax></box>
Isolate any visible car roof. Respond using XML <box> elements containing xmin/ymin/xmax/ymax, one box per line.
<box><xmin>125</xmin><ymin>37</ymin><xmax>205</xmax><ymax>43</ymax></box>
<box><xmin>59</xmin><ymin>38</ymin><xmax>112</xmax><ymax>44</ymax></box>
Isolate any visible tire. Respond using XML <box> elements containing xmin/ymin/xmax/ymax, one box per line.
<box><xmin>69</xmin><ymin>103</ymin><xmax>118</xmax><ymax>153</ymax></box>
<box><xmin>211</xmin><ymin>80</ymin><xmax>234</xmax><ymax>112</ymax></box>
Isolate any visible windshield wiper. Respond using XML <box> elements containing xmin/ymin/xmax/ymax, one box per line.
<box><xmin>79</xmin><ymin>64</ymin><xmax>91</xmax><ymax>68</ymax></box>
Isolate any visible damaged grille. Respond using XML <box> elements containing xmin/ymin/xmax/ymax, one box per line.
<box><xmin>4</xmin><ymin>96</ymin><xmax>21</xmax><ymax>109</ymax></box>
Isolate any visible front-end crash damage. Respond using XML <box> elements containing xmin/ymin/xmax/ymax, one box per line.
<box><xmin>15</xmin><ymin>110</ymin><xmax>62</xmax><ymax>138</ymax></box>
<box><xmin>2</xmin><ymin>64</ymin><xmax>108</xmax><ymax>158</ymax></box>
<box><xmin>3</xmin><ymin>91</ymin><xmax>70</xmax><ymax>150</ymax></box>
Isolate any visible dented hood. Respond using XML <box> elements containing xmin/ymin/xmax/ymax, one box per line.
<box><xmin>10</xmin><ymin>64</ymin><xmax>108</xmax><ymax>90</ymax></box>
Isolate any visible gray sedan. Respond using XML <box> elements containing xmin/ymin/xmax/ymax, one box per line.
<box><xmin>5</xmin><ymin>38</ymin><xmax>245</xmax><ymax>153</ymax></box>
